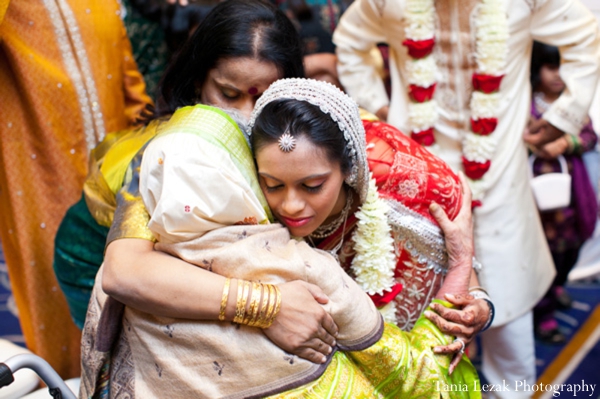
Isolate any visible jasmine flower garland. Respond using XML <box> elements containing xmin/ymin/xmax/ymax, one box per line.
<box><xmin>350</xmin><ymin>175</ymin><xmax>398</xmax><ymax>323</ymax></box>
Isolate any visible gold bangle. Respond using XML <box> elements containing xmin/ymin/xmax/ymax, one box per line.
<box><xmin>263</xmin><ymin>285</ymin><xmax>282</xmax><ymax>329</ymax></box>
<box><xmin>246</xmin><ymin>282</ymin><xmax>262</xmax><ymax>326</ymax></box>
<box><xmin>241</xmin><ymin>280</ymin><xmax>251</xmax><ymax>322</ymax></box>
<box><xmin>261</xmin><ymin>284</ymin><xmax>277</xmax><ymax>328</ymax></box>
<box><xmin>234</xmin><ymin>280</ymin><xmax>250</xmax><ymax>324</ymax></box>
<box><xmin>218</xmin><ymin>278</ymin><xmax>231</xmax><ymax>321</ymax></box>
<box><xmin>254</xmin><ymin>284</ymin><xmax>272</xmax><ymax>328</ymax></box>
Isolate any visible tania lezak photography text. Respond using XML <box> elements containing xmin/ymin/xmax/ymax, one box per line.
<box><xmin>437</xmin><ymin>379</ymin><xmax>596</xmax><ymax>397</ymax></box>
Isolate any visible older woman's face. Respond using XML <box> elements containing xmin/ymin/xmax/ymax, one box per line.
<box><xmin>255</xmin><ymin>135</ymin><xmax>348</xmax><ymax>238</ymax></box>
<box><xmin>200</xmin><ymin>57</ymin><xmax>281</xmax><ymax>120</ymax></box>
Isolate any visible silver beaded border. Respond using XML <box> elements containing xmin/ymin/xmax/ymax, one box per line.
<box><xmin>248</xmin><ymin>78</ymin><xmax>369</xmax><ymax>203</ymax></box>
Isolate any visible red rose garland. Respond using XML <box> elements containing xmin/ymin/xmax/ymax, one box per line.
<box><xmin>402</xmin><ymin>0</ymin><xmax>508</xmax><ymax>205</ymax></box>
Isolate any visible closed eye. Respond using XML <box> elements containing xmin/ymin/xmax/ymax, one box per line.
<box><xmin>221</xmin><ymin>89</ymin><xmax>239</xmax><ymax>100</ymax></box>
<box><xmin>265</xmin><ymin>184</ymin><xmax>283</xmax><ymax>193</ymax></box>
<box><xmin>304</xmin><ymin>183</ymin><xmax>323</xmax><ymax>193</ymax></box>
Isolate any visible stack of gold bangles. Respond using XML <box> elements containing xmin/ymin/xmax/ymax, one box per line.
<box><xmin>219</xmin><ymin>278</ymin><xmax>281</xmax><ymax>329</ymax></box>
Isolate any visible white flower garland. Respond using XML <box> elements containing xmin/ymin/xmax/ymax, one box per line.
<box><xmin>408</xmin><ymin>101</ymin><xmax>438</xmax><ymax>131</ymax></box>
<box><xmin>404</xmin><ymin>0</ymin><xmax>438</xmax><ymax>141</ymax></box>
<box><xmin>404</xmin><ymin>0</ymin><xmax>508</xmax><ymax>203</ymax></box>
<box><xmin>462</xmin><ymin>0</ymin><xmax>508</xmax><ymax>201</ymax></box>
<box><xmin>350</xmin><ymin>175</ymin><xmax>398</xmax><ymax>323</ymax></box>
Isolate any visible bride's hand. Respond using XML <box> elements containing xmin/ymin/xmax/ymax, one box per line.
<box><xmin>263</xmin><ymin>280</ymin><xmax>338</xmax><ymax>364</ymax></box>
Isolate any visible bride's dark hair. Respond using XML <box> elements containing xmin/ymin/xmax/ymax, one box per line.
<box><xmin>251</xmin><ymin>99</ymin><xmax>352</xmax><ymax>177</ymax></box>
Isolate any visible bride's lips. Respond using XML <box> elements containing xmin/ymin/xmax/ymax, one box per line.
<box><xmin>280</xmin><ymin>216</ymin><xmax>312</xmax><ymax>228</ymax></box>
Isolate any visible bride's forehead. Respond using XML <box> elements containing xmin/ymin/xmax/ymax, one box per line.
<box><xmin>256</xmin><ymin>137</ymin><xmax>338</xmax><ymax>170</ymax></box>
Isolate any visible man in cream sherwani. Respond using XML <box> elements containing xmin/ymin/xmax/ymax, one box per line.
<box><xmin>334</xmin><ymin>0</ymin><xmax>600</xmax><ymax>397</ymax></box>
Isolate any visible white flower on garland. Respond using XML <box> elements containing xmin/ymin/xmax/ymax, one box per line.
<box><xmin>475</xmin><ymin>0</ymin><xmax>509</xmax><ymax>76</ymax></box>
<box><xmin>470</xmin><ymin>92</ymin><xmax>501</xmax><ymax>119</ymax></box>
<box><xmin>351</xmin><ymin>176</ymin><xmax>396</xmax><ymax>299</ymax></box>
<box><xmin>405</xmin><ymin>0</ymin><xmax>435</xmax><ymax>41</ymax></box>
<box><xmin>463</xmin><ymin>132</ymin><xmax>498</xmax><ymax>163</ymax></box>
<box><xmin>378</xmin><ymin>302</ymin><xmax>398</xmax><ymax>324</ymax></box>
<box><xmin>468</xmin><ymin>179</ymin><xmax>487</xmax><ymax>201</ymax></box>
<box><xmin>408</xmin><ymin>101</ymin><xmax>438</xmax><ymax>131</ymax></box>
<box><xmin>406</xmin><ymin>57</ymin><xmax>437</xmax><ymax>86</ymax></box>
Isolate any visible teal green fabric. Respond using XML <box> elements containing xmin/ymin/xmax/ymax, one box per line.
<box><xmin>53</xmin><ymin>194</ymin><xmax>110</xmax><ymax>329</ymax></box>
<box><xmin>122</xmin><ymin>0</ymin><xmax>169</xmax><ymax>100</ymax></box>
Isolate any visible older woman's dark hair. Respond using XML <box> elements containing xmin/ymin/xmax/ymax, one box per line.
<box><xmin>530</xmin><ymin>41</ymin><xmax>561</xmax><ymax>91</ymax></box>
<box><xmin>156</xmin><ymin>0</ymin><xmax>304</xmax><ymax>116</ymax></box>
<box><xmin>252</xmin><ymin>99</ymin><xmax>352</xmax><ymax>176</ymax></box>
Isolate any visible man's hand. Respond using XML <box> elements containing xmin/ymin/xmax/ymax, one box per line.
<box><xmin>375</xmin><ymin>105</ymin><xmax>389</xmax><ymax>122</ymax></box>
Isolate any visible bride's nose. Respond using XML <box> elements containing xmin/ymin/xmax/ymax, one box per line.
<box><xmin>281</xmin><ymin>191</ymin><xmax>305</xmax><ymax>216</ymax></box>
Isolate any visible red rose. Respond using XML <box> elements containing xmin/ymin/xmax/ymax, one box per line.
<box><xmin>411</xmin><ymin>128</ymin><xmax>436</xmax><ymax>146</ymax></box>
<box><xmin>369</xmin><ymin>283</ymin><xmax>403</xmax><ymax>308</ymax></box>
<box><xmin>472</xmin><ymin>74</ymin><xmax>504</xmax><ymax>93</ymax></box>
<box><xmin>462</xmin><ymin>156</ymin><xmax>491</xmax><ymax>180</ymax></box>
<box><xmin>470</xmin><ymin>117</ymin><xmax>498</xmax><ymax>136</ymax></box>
<box><xmin>402</xmin><ymin>38</ymin><xmax>435</xmax><ymax>59</ymax></box>
<box><xmin>471</xmin><ymin>200</ymin><xmax>483</xmax><ymax>209</ymax></box>
<box><xmin>409</xmin><ymin>84</ymin><xmax>437</xmax><ymax>102</ymax></box>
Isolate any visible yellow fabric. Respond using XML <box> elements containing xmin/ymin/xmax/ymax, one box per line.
<box><xmin>0</xmin><ymin>0</ymin><xmax>8</xmax><ymax>26</ymax></box>
<box><xmin>85</xmin><ymin>122</ymin><xmax>160</xmax><ymax>227</ymax></box>
<box><xmin>359</xmin><ymin>107</ymin><xmax>379</xmax><ymax>122</ymax></box>
<box><xmin>101</xmin><ymin>123</ymin><xmax>161</xmax><ymax>195</ymax></box>
<box><xmin>269</xmin><ymin>317</ymin><xmax>480</xmax><ymax>398</ymax></box>
<box><xmin>0</xmin><ymin>0</ymin><xmax>151</xmax><ymax>378</ymax></box>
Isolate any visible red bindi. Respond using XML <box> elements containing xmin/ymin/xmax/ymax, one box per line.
<box><xmin>248</xmin><ymin>87</ymin><xmax>258</xmax><ymax>95</ymax></box>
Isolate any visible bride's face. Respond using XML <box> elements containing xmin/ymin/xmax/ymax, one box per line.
<box><xmin>255</xmin><ymin>135</ymin><xmax>347</xmax><ymax>238</ymax></box>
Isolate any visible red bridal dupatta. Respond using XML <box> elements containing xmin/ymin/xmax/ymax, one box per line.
<box><xmin>319</xmin><ymin>119</ymin><xmax>463</xmax><ymax>331</ymax></box>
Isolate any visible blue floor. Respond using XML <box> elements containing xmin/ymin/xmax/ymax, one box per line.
<box><xmin>537</xmin><ymin>281</ymin><xmax>600</xmax><ymax>388</ymax></box>
<box><xmin>0</xmin><ymin>247</ymin><xmax>25</xmax><ymax>346</ymax></box>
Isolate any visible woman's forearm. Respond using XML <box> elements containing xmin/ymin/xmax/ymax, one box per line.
<box><xmin>102</xmin><ymin>238</ymin><xmax>339</xmax><ymax>363</ymax></box>
<box><xmin>435</xmin><ymin>256</ymin><xmax>472</xmax><ymax>299</ymax></box>
<box><xmin>103</xmin><ymin>238</ymin><xmax>236</xmax><ymax>320</ymax></box>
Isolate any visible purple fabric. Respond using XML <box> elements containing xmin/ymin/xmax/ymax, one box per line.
<box><xmin>530</xmin><ymin>99</ymin><xmax>598</xmax><ymax>250</ymax></box>
<box><xmin>572</xmin><ymin>155</ymin><xmax>598</xmax><ymax>241</ymax></box>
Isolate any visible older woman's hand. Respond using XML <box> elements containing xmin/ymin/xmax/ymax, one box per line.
<box><xmin>263</xmin><ymin>280</ymin><xmax>338</xmax><ymax>365</ymax></box>
<box><xmin>427</xmin><ymin>172</ymin><xmax>484</xmax><ymax>373</ymax></box>
<box><xmin>425</xmin><ymin>293</ymin><xmax>491</xmax><ymax>374</ymax></box>
<box><xmin>430</xmin><ymin>172</ymin><xmax>474</xmax><ymax>297</ymax></box>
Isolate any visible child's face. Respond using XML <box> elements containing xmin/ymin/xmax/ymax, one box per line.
<box><xmin>539</xmin><ymin>64</ymin><xmax>565</xmax><ymax>95</ymax></box>
<box><xmin>255</xmin><ymin>135</ymin><xmax>347</xmax><ymax>238</ymax></box>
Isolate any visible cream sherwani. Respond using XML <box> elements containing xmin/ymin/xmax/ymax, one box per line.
<box><xmin>335</xmin><ymin>1</ymin><xmax>600</xmax><ymax>394</ymax></box>
<box><xmin>334</xmin><ymin>0</ymin><xmax>600</xmax><ymax>328</ymax></box>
